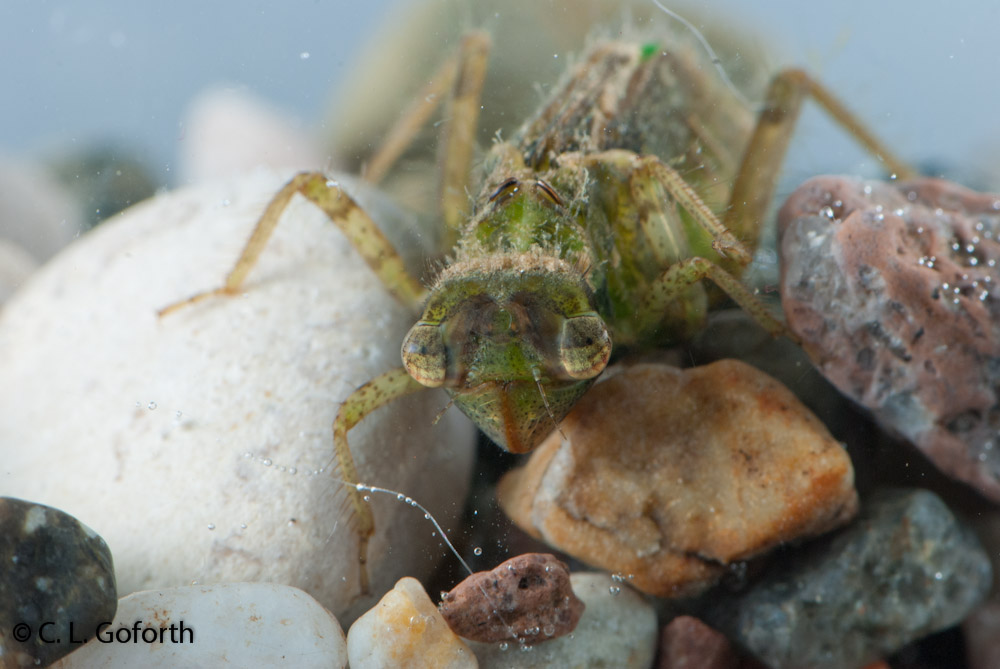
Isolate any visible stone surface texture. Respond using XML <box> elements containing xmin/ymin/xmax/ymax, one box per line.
<box><xmin>347</xmin><ymin>576</ymin><xmax>477</xmax><ymax>669</ymax></box>
<box><xmin>704</xmin><ymin>488</ymin><xmax>992</xmax><ymax>669</ymax></box>
<box><xmin>439</xmin><ymin>553</ymin><xmax>583</xmax><ymax>644</ymax></box>
<box><xmin>780</xmin><ymin>176</ymin><xmax>1000</xmax><ymax>500</ymax></box>
<box><xmin>467</xmin><ymin>572</ymin><xmax>657</xmax><ymax>668</ymax></box>
<box><xmin>0</xmin><ymin>170</ymin><xmax>475</xmax><ymax>623</ymax></box>
<box><xmin>52</xmin><ymin>582</ymin><xmax>346</xmax><ymax>668</ymax></box>
<box><xmin>657</xmin><ymin>616</ymin><xmax>742</xmax><ymax>669</ymax></box>
<box><xmin>498</xmin><ymin>360</ymin><xmax>858</xmax><ymax>597</ymax></box>
<box><xmin>0</xmin><ymin>498</ymin><xmax>117</xmax><ymax>669</ymax></box>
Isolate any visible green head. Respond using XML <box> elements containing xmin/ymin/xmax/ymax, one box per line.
<box><xmin>401</xmin><ymin>258</ymin><xmax>611</xmax><ymax>453</ymax></box>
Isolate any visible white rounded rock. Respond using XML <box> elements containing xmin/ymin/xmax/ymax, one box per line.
<box><xmin>52</xmin><ymin>582</ymin><xmax>346</xmax><ymax>668</ymax></box>
<box><xmin>0</xmin><ymin>169</ymin><xmax>475</xmax><ymax>621</ymax></box>
<box><xmin>468</xmin><ymin>572</ymin><xmax>658</xmax><ymax>668</ymax></box>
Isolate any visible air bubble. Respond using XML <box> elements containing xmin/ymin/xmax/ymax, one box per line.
<box><xmin>262</xmin><ymin>459</ymin><xmax>272</xmax><ymax>466</ymax></box>
<box><xmin>207</xmin><ymin>523</ymin><xmax>215</xmax><ymax>530</ymax></box>
<box><xmin>609</xmin><ymin>586</ymin><xmax>621</xmax><ymax>596</ymax></box>
<box><xmin>147</xmin><ymin>401</ymin><xmax>157</xmax><ymax>410</ymax></box>
<box><xmin>819</xmin><ymin>206</ymin><xmax>835</xmax><ymax>219</ymax></box>
<box><xmin>473</xmin><ymin>547</ymin><xmax>483</xmax><ymax>556</ymax></box>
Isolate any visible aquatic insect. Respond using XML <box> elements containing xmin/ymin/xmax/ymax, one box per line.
<box><xmin>161</xmin><ymin>25</ymin><xmax>913</xmax><ymax>594</ymax></box>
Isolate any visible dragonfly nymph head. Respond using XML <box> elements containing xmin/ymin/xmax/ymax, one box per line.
<box><xmin>401</xmin><ymin>254</ymin><xmax>611</xmax><ymax>454</ymax></box>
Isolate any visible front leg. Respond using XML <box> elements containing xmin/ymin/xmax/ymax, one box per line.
<box><xmin>159</xmin><ymin>171</ymin><xmax>426</xmax><ymax>316</ymax></box>
<box><xmin>642</xmin><ymin>257</ymin><xmax>793</xmax><ymax>341</ymax></box>
<box><xmin>333</xmin><ymin>367</ymin><xmax>426</xmax><ymax>595</ymax></box>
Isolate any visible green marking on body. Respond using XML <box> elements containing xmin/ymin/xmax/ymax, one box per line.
<box><xmin>640</xmin><ymin>42</ymin><xmax>659</xmax><ymax>62</ymax></box>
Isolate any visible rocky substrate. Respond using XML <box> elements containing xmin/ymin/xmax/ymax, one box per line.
<box><xmin>1</xmin><ymin>169</ymin><xmax>997</xmax><ymax>667</ymax></box>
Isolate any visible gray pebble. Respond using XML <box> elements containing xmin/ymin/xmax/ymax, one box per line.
<box><xmin>704</xmin><ymin>488</ymin><xmax>992</xmax><ymax>669</ymax></box>
<box><xmin>0</xmin><ymin>498</ymin><xmax>117</xmax><ymax>668</ymax></box>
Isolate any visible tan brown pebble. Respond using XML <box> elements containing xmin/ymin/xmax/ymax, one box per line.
<box><xmin>779</xmin><ymin>176</ymin><xmax>1000</xmax><ymax>501</ymax></box>
<box><xmin>498</xmin><ymin>360</ymin><xmax>858</xmax><ymax>598</ymax></box>
<box><xmin>438</xmin><ymin>553</ymin><xmax>584</xmax><ymax>644</ymax></box>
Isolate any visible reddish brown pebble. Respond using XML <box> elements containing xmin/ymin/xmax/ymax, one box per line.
<box><xmin>438</xmin><ymin>553</ymin><xmax>584</xmax><ymax>644</ymax></box>
<box><xmin>658</xmin><ymin>616</ymin><xmax>740</xmax><ymax>669</ymax></box>
<box><xmin>780</xmin><ymin>176</ymin><xmax>1000</xmax><ymax>501</ymax></box>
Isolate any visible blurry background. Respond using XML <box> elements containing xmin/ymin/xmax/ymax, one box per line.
<box><xmin>1</xmin><ymin>0</ymin><xmax>998</xmax><ymax>227</ymax></box>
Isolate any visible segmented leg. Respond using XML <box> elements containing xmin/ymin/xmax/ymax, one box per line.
<box><xmin>439</xmin><ymin>32</ymin><xmax>491</xmax><ymax>236</ymax></box>
<box><xmin>158</xmin><ymin>172</ymin><xmax>425</xmax><ymax>316</ymax></box>
<box><xmin>333</xmin><ymin>367</ymin><xmax>426</xmax><ymax>595</ymax></box>
<box><xmin>642</xmin><ymin>257</ymin><xmax>792</xmax><ymax>340</ymax></box>
<box><xmin>361</xmin><ymin>50</ymin><xmax>460</xmax><ymax>185</ymax></box>
<box><xmin>724</xmin><ymin>68</ymin><xmax>918</xmax><ymax>246</ymax></box>
<box><xmin>565</xmin><ymin>149</ymin><xmax>754</xmax><ymax>274</ymax></box>
<box><xmin>564</xmin><ymin>148</ymin><xmax>792</xmax><ymax>340</ymax></box>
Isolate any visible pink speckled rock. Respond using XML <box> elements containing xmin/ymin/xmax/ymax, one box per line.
<box><xmin>780</xmin><ymin>176</ymin><xmax>1000</xmax><ymax>501</ymax></box>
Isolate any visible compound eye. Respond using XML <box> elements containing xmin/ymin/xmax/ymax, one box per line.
<box><xmin>558</xmin><ymin>314</ymin><xmax>611</xmax><ymax>380</ymax></box>
<box><xmin>401</xmin><ymin>323</ymin><xmax>447</xmax><ymax>387</ymax></box>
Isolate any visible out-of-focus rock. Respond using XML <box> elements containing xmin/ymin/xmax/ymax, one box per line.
<box><xmin>657</xmin><ymin>616</ymin><xmax>742</xmax><ymax>669</ymax></box>
<box><xmin>0</xmin><ymin>239</ymin><xmax>37</xmax><ymax>304</ymax></box>
<box><xmin>0</xmin><ymin>169</ymin><xmax>475</xmax><ymax>623</ymax></box>
<box><xmin>53</xmin><ymin>583</ymin><xmax>346</xmax><ymax>669</ymax></box>
<box><xmin>498</xmin><ymin>360</ymin><xmax>858</xmax><ymax>598</ymax></box>
<box><xmin>0</xmin><ymin>157</ymin><xmax>84</xmax><ymax>262</ymax></box>
<box><xmin>467</xmin><ymin>572</ymin><xmax>657</xmax><ymax>668</ymax></box>
<box><xmin>179</xmin><ymin>87</ymin><xmax>328</xmax><ymax>184</ymax></box>
<box><xmin>965</xmin><ymin>599</ymin><xmax>1000</xmax><ymax>669</ymax></box>
<box><xmin>439</xmin><ymin>553</ymin><xmax>583</xmax><ymax>644</ymax></box>
<box><xmin>0</xmin><ymin>498</ymin><xmax>117</xmax><ymax>668</ymax></box>
<box><xmin>347</xmin><ymin>576</ymin><xmax>477</xmax><ymax>669</ymax></box>
<box><xmin>963</xmin><ymin>509</ymin><xmax>1000</xmax><ymax>669</ymax></box>
<box><xmin>779</xmin><ymin>176</ymin><xmax>1000</xmax><ymax>501</ymax></box>
<box><xmin>704</xmin><ymin>488</ymin><xmax>992</xmax><ymax>669</ymax></box>
<box><xmin>46</xmin><ymin>146</ymin><xmax>157</xmax><ymax>229</ymax></box>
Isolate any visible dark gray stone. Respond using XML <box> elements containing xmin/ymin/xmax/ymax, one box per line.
<box><xmin>703</xmin><ymin>488</ymin><xmax>992</xmax><ymax>669</ymax></box>
<box><xmin>0</xmin><ymin>497</ymin><xmax>116</xmax><ymax>668</ymax></box>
